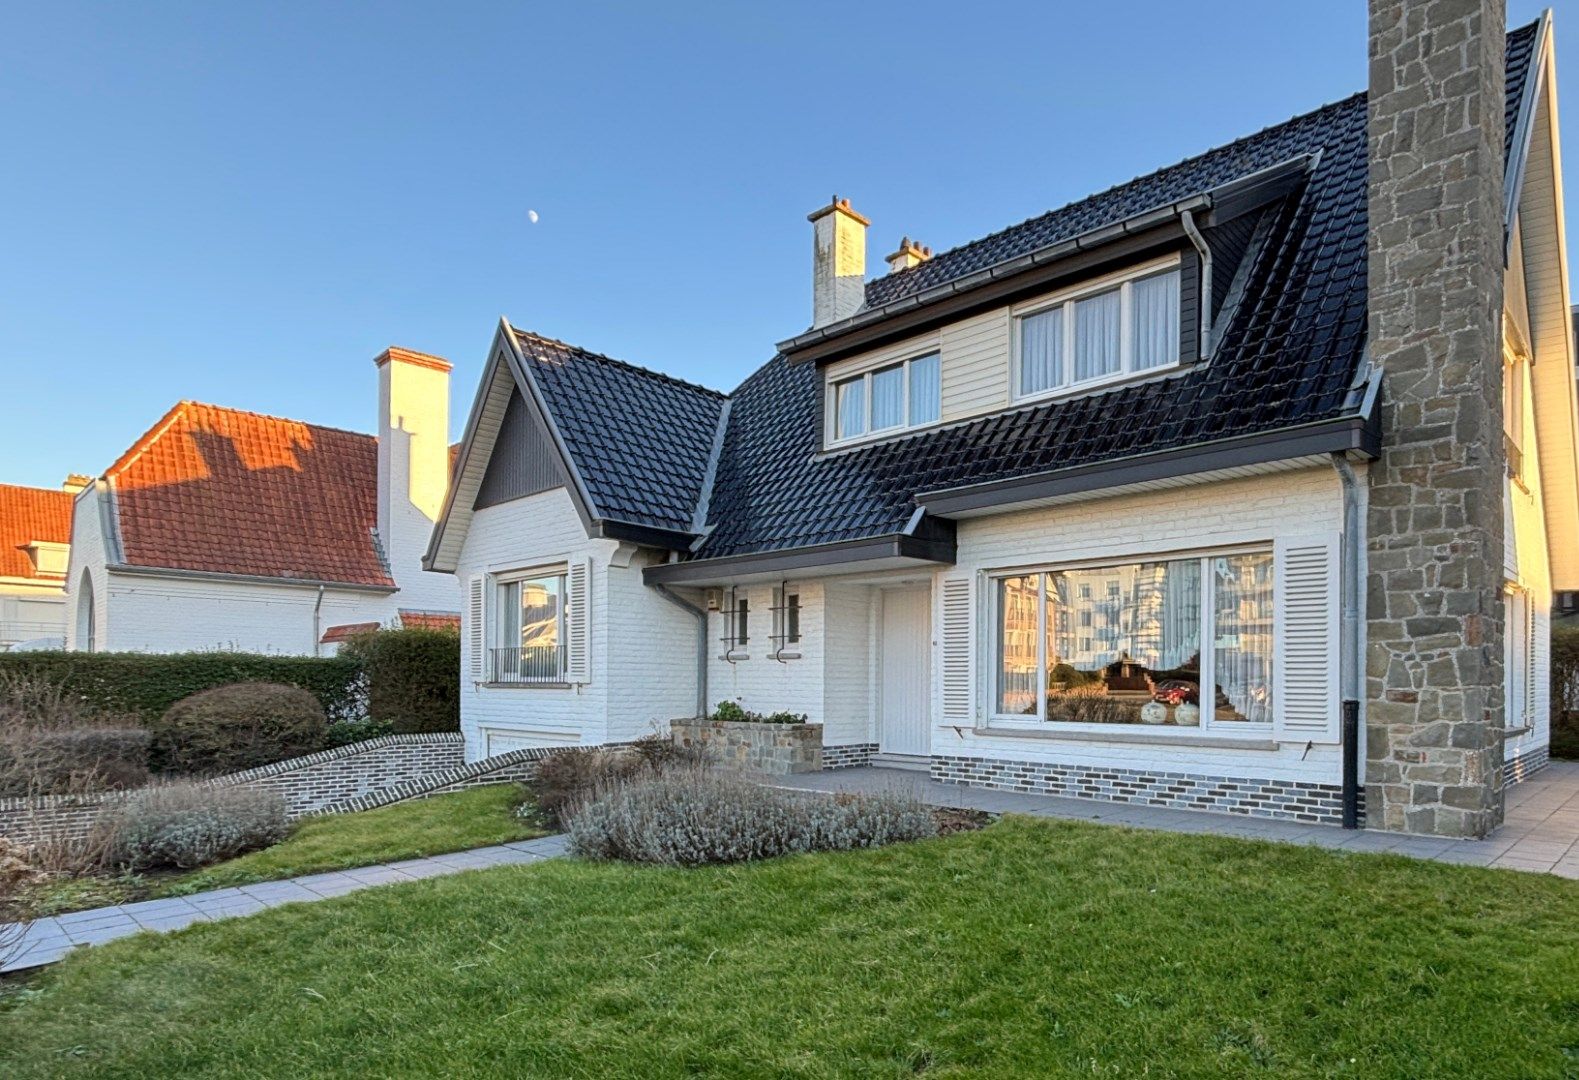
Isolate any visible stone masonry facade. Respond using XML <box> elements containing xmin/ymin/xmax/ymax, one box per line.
<box><xmin>1365</xmin><ymin>0</ymin><xmax>1508</xmax><ymax>836</ymax></box>
<box><xmin>931</xmin><ymin>754</ymin><xmax>1360</xmax><ymax>827</ymax></box>
<box><xmin>672</xmin><ymin>718</ymin><xmax>824</xmax><ymax>775</ymax></box>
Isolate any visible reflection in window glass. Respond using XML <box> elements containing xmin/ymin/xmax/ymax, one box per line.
<box><xmin>1212</xmin><ymin>553</ymin><xmax>1274</xmax><ymax>722</ymax></box>
<box><xmin>996</xmin><ymin>575</ymin><xmax>1040</xmax><ymax>715</ymax></box>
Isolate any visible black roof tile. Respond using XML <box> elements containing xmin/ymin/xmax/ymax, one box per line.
<box><xmin>505</xmin><ymin>21</ymin><xmax>1539</xmax><ymax>564</ymax></box>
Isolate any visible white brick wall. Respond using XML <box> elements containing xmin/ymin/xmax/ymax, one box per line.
<box><xmin>452</xmin><ymin>487</ymin><xmax>697</xmax><ymax>761</ymax></box>
<box><xmin>707</xmin><ymin>581</ymin><xmax>827</xmax><ymax>722</ymax></box>
<box><xmin>933</xmin><ymin>465</ymin><xmax>1362</xmax><ymax>787</ymax></box>
<box><xmin>822</xmin><ymin>583</ymin><xmax>876</xmax><ymax>745</ymax></box>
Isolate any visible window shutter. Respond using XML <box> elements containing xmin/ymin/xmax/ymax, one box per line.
<box><xmin>468</xmin><ymin>575</ymin><xmax>486</xmax><ymax>681</ymax></box>
<box><xmin>1273</xmin><ymin>533</ymin><xmax>1340</xmax><ymax>742</ymax></box>
<box><xmin>564</xmin><ymin>557</ymin><xmax>591</xmax><ymax>684</ymax></box>
<box><xmin>939</xmin><ymin>575</ymin><xmax>974</xmax><ymax>722</ymax></box>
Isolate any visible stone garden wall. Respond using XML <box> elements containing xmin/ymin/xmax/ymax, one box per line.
<box><xmin>672</xmin><ymin>719</ymin><xmax>823</xmax><ymax>775</ymax></box>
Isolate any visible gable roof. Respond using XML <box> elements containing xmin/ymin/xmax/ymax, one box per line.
<box><xmin>0</xmin><ymin>484</ymin><xmax>72</xmax><ymax>581</ymax></box>
<box><xmin>509</xmin><ymin>328</ymin><xmax>726</xmax><ymax>536</ymax></box>
<box><xmin>105</xmin><ymin>401</ymin><xmax>395</xmax><ymax>589</ymax></box>
<box><xmin>436</xmin><ymin>19</ymin><xmax>1542</xmax><ymax>578</ymax></box>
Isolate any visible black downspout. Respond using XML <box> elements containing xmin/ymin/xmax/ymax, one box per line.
<box><xmin>1341</xmin><ymin>700</ymin><xmax>1360</xmax><ymax>829</ymax></box>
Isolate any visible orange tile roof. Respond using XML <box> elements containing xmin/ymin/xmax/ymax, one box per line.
<box><xmin>320</xmin><ymin>621</ymin><xmax>380</xmax><ymax>644</ymax></box>
<box><xmin>399</xmin><ymin>609</ymin><xmax>460</xmax><ymax>632</ymax></box>
<box><xmin>0</xmin><ymin>484</ymin><xmax>73</xmax><ymax>580</ymax></box>
<box><xmin>107</xmin><ymin>402</ymin><xmax>395</xmax><ymax>588</ymax></box>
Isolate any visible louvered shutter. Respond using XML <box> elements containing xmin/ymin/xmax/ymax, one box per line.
<box><xmin>564</xmin><ymin>557</ymin><xmax>591</xmax><ymax>684</ymax></box>
<box><xmin>468</xmin><ymin>575</ymin><xmax>487</xmax><ymax>681</ymax></box>
<box><xmin>1273</xmin><ymin>533</ymin><xmax>1340</xmax><ymax>742</ymax></box>
<box><xmin>939</xmin><ymin>575</ymin><xmax>975</xmax><ymax>723</ymax></box>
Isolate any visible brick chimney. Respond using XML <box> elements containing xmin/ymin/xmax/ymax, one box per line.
<box><xmin>375</xmin><ymin>347</ymin><xmax>454</xmax><ymax>611</ymax></box>
<box><xmin>1366</xmin><ymin>0</ymin><xmax>1507</xmax><ymax>836</ymax></box>
<box><xmin>885</xmin><ymin>236</ymin><xmax>932</xmax><ymax>275</ymax></box>
<box><xmin>808</xmin><ymin>196</ymin><xmax>869</xmax><ymax>327</ymax></box>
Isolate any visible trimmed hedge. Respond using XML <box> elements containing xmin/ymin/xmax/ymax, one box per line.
<box><xmin>1552</xmin><ymin>624</ymin><xmax>1579</xmax><ymax>760</ymax></box>
<box><xmin>339</xmin><ymin>628</ymin><xmax>459</xmax><ymax>734</ymax></box>
<box><xmin>0</xmin><ymin>651</ymin><xmax>365</xmax><ymax>727</ymax></box>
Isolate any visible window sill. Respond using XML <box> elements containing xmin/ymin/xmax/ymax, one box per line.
<box><xmin>482</xmin><ymin>681</ymin><xmax>574</xmax><ymax>690</ymax></box>
<box><xmin>972</xmin><ymin>724</ymin><xmax>1280</xmax><ymax>752</ymax></box>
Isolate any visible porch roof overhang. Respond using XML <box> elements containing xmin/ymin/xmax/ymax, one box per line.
<box><xmin>641</xmin><ymin>526</ymin><xmax>957</xmax><ymax>588</ymax></box>
<box><xmin>917</xmin><ymin>412</ymin><xmax>1380</xmax><ymax>519</ymax></box>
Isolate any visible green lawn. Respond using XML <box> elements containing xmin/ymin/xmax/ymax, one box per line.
<box><xmin>159</xmin><ymin>783</ymin><xmax>546</xmax><ymax>895</ymax></box>
<box><xmin>4</xmin><ymin>817</ymin><xmax>1577</xmax><ymax>1078</ymax></box>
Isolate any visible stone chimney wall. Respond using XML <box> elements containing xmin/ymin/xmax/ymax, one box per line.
<box><xmin>1365</xmin><ymin>0</ymin><xmax>1507</xmax><ymax>836</ymax></box>
<box><xmin>375</xmin><ymin>348</ymin><xmax>457</xmax><ymax>614</ymax></box>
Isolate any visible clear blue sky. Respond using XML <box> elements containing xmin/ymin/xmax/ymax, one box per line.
<box><xmin>0</xmin><ymin>2</ymin><xmax>1566</xmax><ymax>488</ymax></box>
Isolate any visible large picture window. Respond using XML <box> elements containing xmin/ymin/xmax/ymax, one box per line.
<box><xmin>493</xmin><ymin>571</ymin><xmax>566</xmax><ymax>682</ymax></box>
<box><xmin>992</xmin><ymin>550</ymin><xmax>1273</xmax><ymax>729</ymax></box>
<box><xmin>1016</xmin><ymin>264</ymin><xmax>1181</xmax><ymax>398</ymax></box>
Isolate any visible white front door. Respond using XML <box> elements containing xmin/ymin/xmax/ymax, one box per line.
<box><xmin>879</xmin><ymin>587</ymin><xmax>931</xmax><ymax>756</ymax></box>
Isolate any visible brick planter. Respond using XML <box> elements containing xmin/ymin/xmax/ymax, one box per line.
<box><xmin>671</xmin><ymin>718</ymin><xmax>823</xmax><ymax>775</ymax></box>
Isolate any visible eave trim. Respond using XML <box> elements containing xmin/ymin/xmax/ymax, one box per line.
<box><xmin>642</xmin><ymin>528</ymin><xmax>957</xmax><ymax>586</ymax></box>
<box><xmin>916</xmin><ymin>414</ymin><xmax>1379</xmax><ymax>517</ymax></box>
<box><xmin>106</xmin><ymin>563</ymin><xmax>399</xmax><ymax>594</ymax></box>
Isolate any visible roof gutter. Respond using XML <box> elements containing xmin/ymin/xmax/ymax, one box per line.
<box><xmin>105</xmin><ymin>563</ymin><xmax>399</xmax><ymax>594</ymax></box>
<box><xmin>1179</xmin><ymin>208</ymin><xmax>1213</xmax><ymax>359</ymax></box>
<box><xmin>917</xmin><ymin>412</ymin><xmax>1380</xmax><ymax>518</ymax></box>
<box><xmin>643</xmin><ymin>525</ymin><xmax>957</xmax><ymax>587</ymax></box>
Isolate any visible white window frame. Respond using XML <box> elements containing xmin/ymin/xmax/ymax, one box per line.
<box><xmin>1012</xmin><ymin>255</ymin><xmax>1183</xmax><ymax>403</ymax></box>
<box><xmin>490</xmin><ymin>564</ymin><xmax>569</xmax><ymax>684</ymax></box>
<box><xmin>984</xmin><ymin>542</ymin><xmax>1274</xmax><ymax>739</ymax></box>
<box><xmin>827</xmin><ymin>351</ymin><xmax>942</xmax><ymax>448</ymax></box>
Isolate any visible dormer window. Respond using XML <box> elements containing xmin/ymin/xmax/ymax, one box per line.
<box><xmin>1015</xmin><ymin>259</ymin><xmax>1181</xmax><ymax>400</ymax></box>
<box><xmin>831</xmin><ymin>352</ymin><xmax>940</xmax><ymax>444</ymax></box>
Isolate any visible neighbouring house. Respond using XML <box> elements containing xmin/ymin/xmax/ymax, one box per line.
<box><xmin>0</xmin><ymin>477</ymin><xmax>85</xmax><ymax>650</ymax></box>
<box><xmin>65</xmin><ymin>348</ymin><xmax>460</xmax><ymax>655</ymax></box>
<box><xmin>427</xmin><ymin>5</ymin><xmax>1576</xmax><ymax>836</ymax></box>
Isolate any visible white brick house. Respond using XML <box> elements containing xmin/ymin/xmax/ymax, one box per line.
<box><xmin>65</xmin><ymin>348</ymin><xmax>460</xmax><ymax>655</ymax></box>
<box><xmin>428</xmin><ymin>9</ymin><xmax>1576</xmax><ymax>836</ymax></box>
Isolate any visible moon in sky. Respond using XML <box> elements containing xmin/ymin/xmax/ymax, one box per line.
<box><xmin>527</xmin><ymin>210</ymin><xmax>539</xmax><ymax>224</ymax></box>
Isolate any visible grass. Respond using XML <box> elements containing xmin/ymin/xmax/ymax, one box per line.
<box><xmin>159</xmin><ymin>783</ymin><xmax>546</xmax><ymax>895</ymax></box>
<box><xmin>3</xmin><ymin>816</ymin><xmax>1577</xmax><ymax>1077</ymax></box>
<box><xmin>12</xmin><ymin>784</ymin><xmax>545</xmax><ymax>916</ymax></box>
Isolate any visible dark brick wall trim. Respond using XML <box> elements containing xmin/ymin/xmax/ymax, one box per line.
<box><xmin>930</xmin><ymin>754</ymin><xmax>1359</xmax><ymax>827</ymax></box>
<box><xmin>822</xmin><ymin>743</ymin><xmax>878</xmax><ymax>770</ymax></box>
<box><xmin>1503</xmin><ymin>744</ymin><xmax>1550</xmax><ymax>786</ymax></box>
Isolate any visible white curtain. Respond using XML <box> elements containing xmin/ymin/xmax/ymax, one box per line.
<box><xmin>837</xmin><ymin>378</ymin><xmax>865</xmax><ymax>439</ymax></box>
<box><xmin>908</xmin><ymin>353</ymin><xmax>940</xmax><ymax>425</ymax></box>
<box><xmin>1019</xmin><ymin>307</ymin><xmax>1063</xmax><ymax>394</ymax></box>
<box><xmin>871</xmin><ymin>365</ymin><xmax>904</xmax><ymax>429</ymax></box>
<box><xmin>1131</xmin><ymin>271</ymin><xmax>1179</xmax><ymax>371</ymax></box>
<box><xmin>1213</xmin><ymin>554</ymin><xmax>1273</xmax><ymax>723</ymax></box>
<box><xmin>1074</xmin><ymin>289</ymin><xmax>1121</xmax><ymax>381</ymax></box>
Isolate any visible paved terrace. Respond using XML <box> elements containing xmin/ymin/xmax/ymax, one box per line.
<box><xmin>6</xmin><ymin>762</ymin><xmax>1575</xmax><ymax>975</ymax></box>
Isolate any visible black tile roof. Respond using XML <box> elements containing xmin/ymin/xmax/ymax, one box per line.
<box><xmin>510</xmin><ymin>329</ymin><xmax>725</xmax><ymax>534</ymax></box>
<box><xmin>507</xmin><ymin>20</ymin><xmax>1539</xmax><ymax>564</ymax></box>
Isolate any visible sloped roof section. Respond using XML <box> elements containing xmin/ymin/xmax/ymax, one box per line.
<box><xmin>686</xmin><ymin>19</ymin><xmax>1539</xmax><ymax>562</ymax></box>
<box><xmin>0</xmin><ymin>484</ymin><xmax>72</xmax><ymax>580</ymax></box>
<box><xmin>510</xmin><ymin>328</ymin><xmax>726</xmax><ymax>535</ymax></box>
<box><xmin>108</xmin><ymin>402</ymin><xmax>394</xmax><ymax>588</ymax></box>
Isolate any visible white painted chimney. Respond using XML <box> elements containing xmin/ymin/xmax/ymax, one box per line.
<box><xmin>375</xmin><ymin>347</ymin><xmax>455</xmax><ymax>611</ymax></box>
<box><xmin>809</xmin><ymin>196</ymin><xmax>869</xmax><ymax>327</ymax></box>
<box><xmin>885</xmin><ymin>236</ymin><xmax>932</xmax><ymax>275</ymax></box>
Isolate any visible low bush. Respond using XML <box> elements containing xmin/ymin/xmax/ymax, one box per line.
<box><xmin>528</xmin><ymin>737</ymin><xmax>710</xmax><ymax>826</ymax></box>
<box><xmin>338</xmin><ymin>629</ymin><xmax>458</xmax><ymax>734</ymax></box>
<box><xmin>0</xmin><ymin>651</ymin><xmax>365</xmax><ymax>725</ymax></box>
<box><xmin>0</xmin><ymin>673</ymin><xmax>150</xmax><ymax>796</ymax></box>
<box><xmin>323</xmin><ymin>717</ymin><xmax>395</xmax><ymax>749</ymax></box>
<box><xmin>566</xmin><ymin>767</ymin><xmax>936</xmax><ymax>866</ymax></box>
<box><xmin>153</xmin><ymin>682</ymin><xmax>327</xmax><ymax>776</ymax></box>
<box><xmin>709</xmin><ymin>701</ymin><xmax>810</xmax><ymax>725</ymax></box>
<box><xmin>102</xmin><ymin>782</ymin><xmax>290</xmax><ymax>871</ymax></box>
